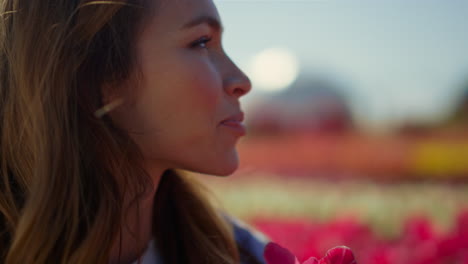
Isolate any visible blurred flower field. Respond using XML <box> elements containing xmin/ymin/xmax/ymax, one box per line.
<box><xmin>201</xmin><ymin>173</ymin><xmax>468</xmax><ymax>264</ymax></box>
<box><xmin>236</xmin><ymin>133</ymin><xmax>468</xmax><ymax>180</ymax></box>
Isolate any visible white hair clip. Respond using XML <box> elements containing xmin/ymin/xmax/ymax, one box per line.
<box><xmin>94</xmin><ymin>98</ymin><xmax>124</xmax><ymax>118</ymax></box>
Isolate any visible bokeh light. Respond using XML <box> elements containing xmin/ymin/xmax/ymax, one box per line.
<box><xmin>247</xmin><ymin>47</ymin><xmax>300</xmax><ymax>93</ymax></box>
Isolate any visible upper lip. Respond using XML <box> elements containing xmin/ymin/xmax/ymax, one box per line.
<box><xmin>221</xmin><ymin>112</ymin><xmax>244</xmax><ymax>124</ymax></box>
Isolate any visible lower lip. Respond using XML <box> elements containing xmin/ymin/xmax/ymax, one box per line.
<box><xmin>220</xmin><ymin>121</ymin><xmax>246</xmax><ymax>136</ymax></box>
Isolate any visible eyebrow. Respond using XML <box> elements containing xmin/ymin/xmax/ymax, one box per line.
<box><xmin>181</xmin><ymin>15</ymin><xmax>224</xmax><ymax>33</ymax></box>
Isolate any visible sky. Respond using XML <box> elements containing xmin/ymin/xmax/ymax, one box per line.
<box><xmin>213</xmin><ymin>0</ymin><xmax>468</xmax><ymax>128</ymax></box>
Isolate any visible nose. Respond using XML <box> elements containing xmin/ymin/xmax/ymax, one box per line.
<box><xmin>223</xmin><ymin>57</ymin><xmax>252</xmax><ymax>98</ymax></box>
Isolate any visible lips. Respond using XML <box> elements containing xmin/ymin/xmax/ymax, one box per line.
<box><xmin>220</xmin><ymin>112</ymin><xmax>246</xmax><ymax>136</ymax></box>
<box><xmin>221</xmin><ymin>112</ymin><xmax>244</xmax><ymax>124</ymax></box>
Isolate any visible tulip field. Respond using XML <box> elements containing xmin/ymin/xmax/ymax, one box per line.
<box><xmin>201</xmin><ymin>172</ymin><xmax>468</xmax><ymax>264</ymax></box>
<box><xmin>199</xmin><ymin>132</ymin><xmax>468</xmax><ymax>263</ymax></box>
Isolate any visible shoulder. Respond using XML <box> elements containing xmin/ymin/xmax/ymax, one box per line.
<box><xmin>222</xmin><ymin>213</ymin><xmax>270</xmax><ymax>264</ymax></box>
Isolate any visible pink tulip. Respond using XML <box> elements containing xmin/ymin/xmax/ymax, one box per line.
<box><xmin>264</xmin><ymin>242</ymin><xmax>357</xmax><ymax>264</ymax></box>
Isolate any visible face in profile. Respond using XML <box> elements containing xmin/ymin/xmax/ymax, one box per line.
<box><xmin>109</xmin><ymin>0</ymin><xmax>252</xmax><ymax>176</ymax></box>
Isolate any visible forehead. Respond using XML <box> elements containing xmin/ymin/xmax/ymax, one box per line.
<box><xmin>151</xmin><ymin>0</ymin><xmax>220</xmax><ymax>30</ymax></box>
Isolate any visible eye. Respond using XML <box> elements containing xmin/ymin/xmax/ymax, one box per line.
<box><xmin>191</xmin><ymin>36</ymin><xmax>212</xmax><ymax>49</ymax></box>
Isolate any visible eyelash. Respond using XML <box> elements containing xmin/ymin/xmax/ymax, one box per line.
<box><xmin>191</xmin><ymin>36</ymin><xmax>212</xmax><ymax>49</ymax></box>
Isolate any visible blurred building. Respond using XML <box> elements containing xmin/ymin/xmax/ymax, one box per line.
<box><xmin>248</xmin><ymin>75</ymin><xmax>354</xmax><ymax>135</ymax></box>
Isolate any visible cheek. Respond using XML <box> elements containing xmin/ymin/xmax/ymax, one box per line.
<box><xmin>149</xmin><ymin>51</ymin><xmax>220</xmax><ymax>102</ymax></box>
<box><xmin>169</xmin><ymin>59</ymin><xmax>224</xmax><ymax>138</ymax></box>
<box><xmin>173</xmin><ymin>54</ymin><xmax>222</xmax><ymax>109</ymax></box>
<box><xmin>129</xmin><ymin>54</ymin><xmax>224</xmax><ymax>155</ymax></box>
<box><xmin>164</xmin><ymin>56</ymin><xmax>223</xmax><ymax>134</ymax></box>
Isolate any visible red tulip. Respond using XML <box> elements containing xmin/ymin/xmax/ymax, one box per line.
<box><xmin>264</xmin><ymin>242</ymin><xmax>357</xmax><ymax>264</ymax></box>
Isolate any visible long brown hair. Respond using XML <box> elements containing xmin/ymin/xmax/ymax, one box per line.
<box><xmin>0</xmin><ymin>0</ymin><xmax>246</xmax><ymax>263</ymax></box>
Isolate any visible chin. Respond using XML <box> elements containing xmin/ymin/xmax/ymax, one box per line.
<box><xmin>212</xmin><ymin>151</ymin><xmax>240</xmax><ymax>176</ymax></box>
<box><xmin>202</xmin><ymin>160</ymin><xmax>239</xmax><ymax>176</ymax></box>
<box><xmin>187</xmin><ymin>152</ymin><xmax>240</xmax><ymax>177</ymax></box>
<box><xmin>211</xmin><ymin>164</ymin><xmax>238</xmax><ymax>176</ymax></box>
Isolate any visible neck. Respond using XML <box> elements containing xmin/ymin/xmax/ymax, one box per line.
<box><xmin>109</xmin><ymin>166</ymin><xmax>165</xmax><ymax>264</ymax></box>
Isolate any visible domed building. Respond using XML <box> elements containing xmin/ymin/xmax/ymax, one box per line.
<box><xmin>248</xmin><ymin>74</ymin><xmax>354</xmax><ymax>135</ymax></box>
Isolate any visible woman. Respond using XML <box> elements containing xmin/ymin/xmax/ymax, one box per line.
<box><xmin>0</xmin><ymin>0</ymin><xmax>268</xmax><ymax>263</ymax></box>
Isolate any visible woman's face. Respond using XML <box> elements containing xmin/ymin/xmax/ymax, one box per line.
<box><xmin>111</xmin><ymin>0</ymin><xmax>252</xmax><ymax>176</ymax></box>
